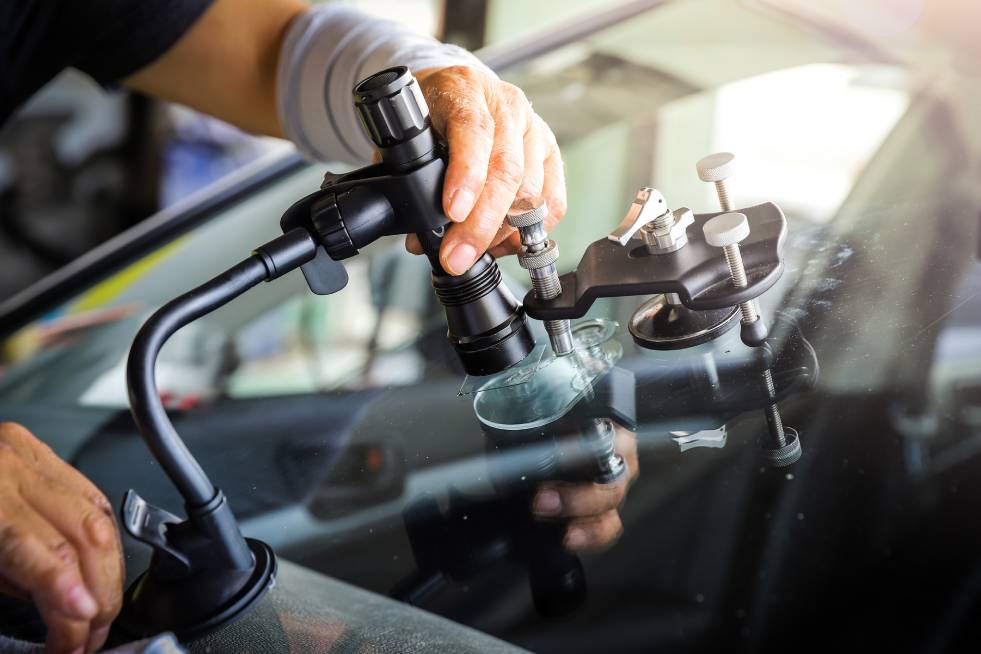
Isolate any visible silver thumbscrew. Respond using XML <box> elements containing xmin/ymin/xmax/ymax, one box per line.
<box><xmin>698</xmin><ymin>155</ymin><xmax>798</xmax><ymax>465</ymax></box>
<box><xmin>696</xmin><ymin>152</ymin><xmax>736</xmax><ymax>212</ymax></box>
<box><xmin>702</xmin><ymin>212</ymin><xmax>758</xmax><ymax>325</ymax></box>
<box><xmin>703</xmin><ymin>213</ymin><xmax>798</xmax><ymax>465</ymax></box>
<box><xmin>507</xmin><ymin>203</ymin><xmax>575</xmax><ymax>356</ymax></box>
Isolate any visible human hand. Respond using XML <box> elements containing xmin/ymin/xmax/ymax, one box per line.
<box><xmin>407</xmin><ymin>65</ymin><xmax>568</xmax><ymax>274</ymax></box>
<box><xmin>0</xmin><ymin>423</ymin><xmax>123</xmax><ymax>653</ymax></box>
<box><xmin>530</xmin><ymin>424</ymin><xmax>639</xmax><ymax>552</ymax></box>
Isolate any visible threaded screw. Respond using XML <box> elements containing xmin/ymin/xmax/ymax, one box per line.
<box><xmin>703</xmin><ymin>212</ymin><xmax>759</xmax><ymax>325</ymax></box>
<box><xmin>508</xmin><ymin>203</ymin><xmax>574</xmax><ymax>356</ymax></box>
<box><xmin>714</xmin><ymin>180</ymin><xmax>732</xmax><ymax>212</ymax></box>
<box><xmin>761</xmin><ymin>367</ymin><xmax>786</xmax><ymax>448</ymax></box>
<box><xmin>585</xmin><ymin>418</ymin><xmax>625</xmax><ymax>484</ymax></box>
<box><xmin>696</xmin><ymin>152</ymin><xmax>736</xmax><ymax>212</ymax></box>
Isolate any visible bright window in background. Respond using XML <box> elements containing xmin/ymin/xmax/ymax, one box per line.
<box><xmin>712</xmin><ymin>63</ymin><xmax>909</xmax><ymax>221</ymax></box>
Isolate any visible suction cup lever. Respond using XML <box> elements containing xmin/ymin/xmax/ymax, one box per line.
<box><xmin>120</xmin><ymin>491</ymin><xmax>191</xmax><ymax>572</ymax></box>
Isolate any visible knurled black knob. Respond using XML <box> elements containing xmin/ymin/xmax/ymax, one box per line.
<box><xmin>354</xmin><ymin>66</ymin><xmax>430</xmax><ymax>149</ymax></box>
<box><xmin>310</xmin><ymin>192</ymin><xmax>357</xmax><ymax>260</ymax></box>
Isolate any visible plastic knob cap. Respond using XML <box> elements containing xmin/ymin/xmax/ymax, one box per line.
<box><xmin>506</xmin><ymin>202</ymin><xmax>549</xmax><ymax>228</ymax></box>
<box><xmin>703</xmin><ymin>212</ymin><xmax>750</xmax><ymax>247</ymax></box>
<box><xmin>353</xmin><ymin>66</ymin><xmax>429</xmax><ymax>148</ymax></box>
<box><xmin>696</xmin><ymin>152</ymin><xmax>736</xmax><ymax>182</ymax></box>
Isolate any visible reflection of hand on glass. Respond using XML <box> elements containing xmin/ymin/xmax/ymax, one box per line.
<box><xmin>530</xmin><ymin>423</ymin><xmax>638</xmax><ymax>552</ymax></box>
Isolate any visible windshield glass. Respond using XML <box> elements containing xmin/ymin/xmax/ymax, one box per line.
<box><xmin>3</xmin><ymin>1</ymin><xmax>981</xmax><ymax>652</ymax></box>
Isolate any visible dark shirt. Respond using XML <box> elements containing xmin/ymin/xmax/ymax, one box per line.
<box><xmin>0</xmin><ymin>0</ymin><xmax>214</xmax><ymax>124</ymax></box>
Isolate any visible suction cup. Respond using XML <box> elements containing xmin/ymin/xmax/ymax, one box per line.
<box><xmin>473</xmin><ymin>319</ymin><xmax>623</xmax><ymax>431</ymax></box>
<box><xmin>628</xmin><ymin>295</ymin><xmax>739</xmax><ymax>350</ymax></box>
<box><xmin>115</xmin><ymin>538</ymin><xmax>276</xmax><ymax>641</ymax></box>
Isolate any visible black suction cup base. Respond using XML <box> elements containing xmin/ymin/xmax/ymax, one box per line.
<box><xmin>115</xmin><ymin>538</ymin><xmax>276</xmax><ymax>643</ymax></box>
<box><xmin>628</xmin><ymin>295</ymin><xmax>740</xmax><ymax>350</ymax></box>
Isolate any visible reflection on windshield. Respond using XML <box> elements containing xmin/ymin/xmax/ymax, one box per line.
<box><xmin>5</xmin><ymin>1</ymin><xmax>981</xmax><ymax>651</ymax></box>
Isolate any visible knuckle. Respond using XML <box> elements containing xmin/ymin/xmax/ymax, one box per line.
<box><xmin>82</xmin><ymin>511</ymin><xmax>118</xmax><ymax>550</ymax></box>
<box><xmin>443</xmin><ymin>64</ymin><xmax>478</xmax><ymax>81</ymax></box>
<box><xmin>605</xmin><ymin>513</ymin><xmax>624</xmax><ymax>540</ymax></box>
<box><xmin>449</xmin><ymin>105</ymin><xmax>489</xmax><ymax>132</ymax></box>
<box><xmin>488</xmin><ymin>152</ymin><xmax>524</xmax><ymax>189</ymax></box>
<box><xmin>515</xmin><ymin>179</ymin><xmax>543</xmax><ymax>204</ymax></box>
<box><xmin>469</xmin><ymin>209</ymin><xmax>504</xmax><ymax>237</ymax></box>
<box><xmin>0</xmin><ymin>526</ymin><xmax>43</xmax><ymax>574</ymax></box>
<box><xmin>535</xmin><ymin>114</ymin><xmax>558</xmax><ymax>144</ymax></box>
<box><xmin>448</xmin><ymin>110</ymin><xmax>495</xmax><ymax>145</ymax></box>
<box><xmin>0</xmin><ymin>524</ymin><xmax>27</xmax><ymax>563</ymax></box>
<box><xmin>37</xmin><ymin>565</ymin><xmax>71</xmax><ymax>598</ymax></box>
<box><xmin>613</xmin><ymin>511</ymin><xmax>623</xmax><ymax>540</ymax></box>
<box><xmin>548</xmin><ymin>146</ymin><xmax>566</xmax><ymax>171</ymax></box>
<box><xmin>474</xmin><ymin>111</ymin><xmax>496</xmax><ymax>138</ymax></box>
<box><xmin>499</xmin><ymin>81</ymin><xmax>528</xmax><ymax>107</ymax></box>
<box><xmin>51</xmin><ymin>540</ymin><xmax>78</xmax><ymax>567</ymax></box>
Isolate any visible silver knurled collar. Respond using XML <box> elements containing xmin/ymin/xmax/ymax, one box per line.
<box><xmin>518</xmin><ymin>239</ymin><xmax>559</xmax><ymax>269</ymax></box>
<box><xmin>506</xmin><ymin>203</ymin><xmax>549</xmax><ymax>229</ymax></box>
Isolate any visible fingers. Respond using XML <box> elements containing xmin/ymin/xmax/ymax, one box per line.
<box><xmin>0</xmin><ymin>506</ymin><xmax>99</xmax><ymax>628</ymax></box>
<box><xmin>531</xmin><ymin>425</ymin><xmax>638</xmax><ymax>552</ymax></box>
<box><xmin>440</xmin><ymin>96</ymin><xmax>495</xmax><ymax>228</ymax></box>
<box><xmin>564</xmin><ymin>510</ymin><xmax>623</xmax><ymax>552</ymax></box>
<box><xmin>22</xmin><ymin>474</ymin><xmax>123</xmax><ymax>650</ymax></box>
<box><xmin>488</xmin><ymin>235</ymin><xmax>521</xmax><ymax>259</ymax></box>
<box><xmin>43</xmin><ymin>611</ymin><xmax>91</xmax><ymax>654</ymax></box>
<box><xmin>0</xmin><ymin>423</ymin><xmax>111</xmax><ymax>515</ymax></box>
<box><xmin>472</xmin><ymin>116</ymin><xmax>565</xmax><ymax>261</ymax></box>
<box><xmin>421</xmin><ymin>67</ymin><xmax>494</xmax><ymax>226</ymax></box>
<box><xmin>615</xmin><ymin>424</ymin><xmax>640</xmax><ymax>486</ymax></box>
<box><xmin>0</xmin><ymin>427</ymin><xmax>121</xmax><ymax>653</ymax></box>
<box><xmin>515</xmin><ymin>114</ymin><xmax>548</xmax><ymax>210</ymax></box>
<box><xmin>413</xmin><ymin>68</ymin><xmax>568</xmax><ymax>272</ymax></box>
<box><xmin>540</xmin><ymin>121</ymin><xmax>568</xmax><ymax>232</ymax></box>
<box><xmin>404</xmin><ymin>234</ymin><xmax>423</xmax><ymax>255</ymax></box>
<box><xmin>440</xmin><ymin>85</ymin><xmax>528</xmax><ymax>274</ymax></box>
<box><xmin>531</xmin><ymin>482</ymin><xmax>626</xmax><ymax>552</ymax></box>
<box><xmin>532</xmin><ymin>477</ymin><xmax>628</xmax><ymax>520</ymax></box>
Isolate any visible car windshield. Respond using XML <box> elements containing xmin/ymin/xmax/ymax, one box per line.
<box><xmin>3</xmin><ymin>1</ymin><xmax>981</xmax><ymax>651</ymax></box>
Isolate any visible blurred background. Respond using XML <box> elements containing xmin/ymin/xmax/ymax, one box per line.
<box><xmin>2</xmin><ymin>0</ymin><xmax>974</xmax><ymax>303</ymax></box>
<box><xmin>0</xmin><ymin>0</ymin><xmax>623</xmax><ymax>302</ymax></box>
<box><xmin>3</xmin><ymin>0</ymin><xmax>979</xmax><ymax>394</ymax></box>
<box><xmin>7</xmin><ymin>3</ymin><xmax>981</xmax><ymax>651</ymax></box>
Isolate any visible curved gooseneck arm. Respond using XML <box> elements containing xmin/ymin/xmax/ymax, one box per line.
<box><xmin>126</xmin><ymin>255</ymin><xmax>271</xmax><ymax>505</ymax></box>
<box><xmin>123</xmin><ymin>229</ymin><xmax>319</xmax><ymax>549</ymax></box>
<box><xmin>116</xmin><ymin>230</ymin><xmax>322</xmax><ymax>639</ymax></box>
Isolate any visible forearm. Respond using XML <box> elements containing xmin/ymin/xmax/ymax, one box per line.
<box><xmin>123</xmin><ymin>0</ymin><xmax>307</xmax><ymax>138</ymax></box>
<box><xmin>121</xmin><ymin>0</ymin><xmax>567</xmax><ymax>276</ymax></box>
<box><xmin>123</xmin><ymin>0</ymin><xmax>492</xmax><ymax>164</ymax></box>
<box><xmin>276</xmin><ymin>4</ymin><xmax>494</xmax><ymax>163</ymax></box>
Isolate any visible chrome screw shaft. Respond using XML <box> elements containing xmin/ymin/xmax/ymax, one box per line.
<box><xmin>508</xmin><ymin>203</ymin><xmax>574</xmax><ymax>356</ymax></box>
<box><xmin>762</xmin><ymin>367</ymin><xmax>785</xmax><ymax>448</ymax></box>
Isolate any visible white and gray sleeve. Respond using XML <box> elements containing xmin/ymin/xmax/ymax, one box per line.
<box><xmin>276</xmin><ymin>4</ymin><xmax>496</xmax><ymax>164</ymax></box>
